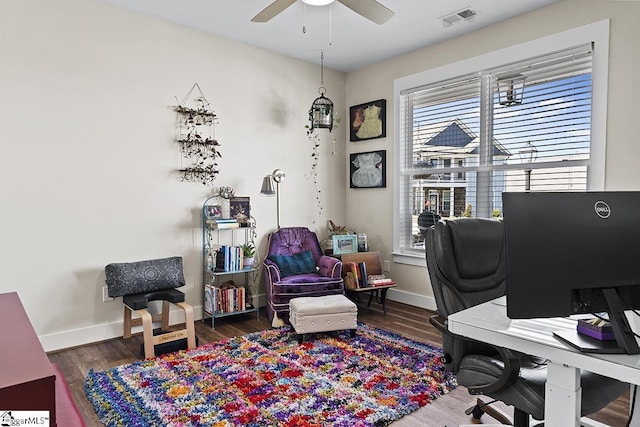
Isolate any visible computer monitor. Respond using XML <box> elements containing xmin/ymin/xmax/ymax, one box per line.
<box><xmin>503</xmin><ymin>191</ymin><xmax>640</xmax><ymax>354</ymax></box>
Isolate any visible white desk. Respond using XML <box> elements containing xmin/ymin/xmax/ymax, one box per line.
<box><xmin>447</xmin><ymin>297</ymin><xmax>640</xmax><ymax>427</ymax></box>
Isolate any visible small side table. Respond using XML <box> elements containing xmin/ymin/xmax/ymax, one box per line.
<box><xmin>345</xmin><ymin>283</ymin><xmax>396</xmax><ymax>315</ymax></box>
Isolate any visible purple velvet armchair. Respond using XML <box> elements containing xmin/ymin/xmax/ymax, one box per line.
<box><xmin>263</xmin><ymin>227</ymin><xmax>344</xmax><ymax>326</ymax></box>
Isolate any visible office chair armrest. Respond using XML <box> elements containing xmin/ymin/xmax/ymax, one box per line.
<box><xmin>466</xmin><ymin>347</ymin><xmax>521</xmax><ymax>395</ymax></box>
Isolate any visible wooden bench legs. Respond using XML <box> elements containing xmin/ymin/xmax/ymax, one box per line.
<box><xmin>123</xmin><ymin>301</ymin><xmax>196</xmax><ymax>359</ymax></box>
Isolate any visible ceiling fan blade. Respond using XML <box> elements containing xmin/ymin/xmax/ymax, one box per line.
<box><xmin>338</xmin><ymin>0</ymin><xmax>394</xmax><ymax>25</ymax></box>
<box><xmin>251</xmin><ymin>0</ymin><xmax>297</xmax><ymax>23</ymax></box>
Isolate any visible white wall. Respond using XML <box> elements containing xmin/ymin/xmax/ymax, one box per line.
<box><xmin>0</xmin><ymin>0</ymin><xmax>346</xmax><ymax>351</ymax></box>
<box><xmin>345</xmin><ymin>0</ymin><xmax>640</xmax><ymax>309</ymax></box>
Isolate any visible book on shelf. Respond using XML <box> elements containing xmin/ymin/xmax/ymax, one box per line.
<box><xmin>348</xmin><ymin>262</ymin><xmax>360</xmax><ymax>288</ymax></box>
<box><xmin>366</xmin><ymin>273</ymin><xmax>395</xmax><ymax>287</ymax></box>
<box><xmin>204</xmin><ymin>283</ymin><xmax>246</xmax><ymax>315</ymax></box>
<box><xmin>204</xmin><ymin>285</ymin><xmax>214</xmax><ymax>315</ymax></box>
<box><xmin>217</xmin><ymin>286</ymin><xmax>245</xmax><ymax>313</ymax></box>
<box><xmin>358</xmin><ymin>262</ymin><xmax>369</xmax><ymax>287</ymax></box>
<box><xmin>345</xmin><ymin>263</ymin><xmax>396</xmax><ymax>289</ymax></box>
<box><xmin>206</xmin><ymin>218</ymin><xmax>240</xmax><ymax>229</ymax></box>
<box><xmin>213</xmin><ymin>245</ymin><xmax>244</xmax><ymax>272</ymax></box>
<box><xmin>207</xmin><ymin>217</ymin><xmax>238</xmax><ymax>223</ymax></box>
<box><xmin>368</xmin><ymin>278</ymin><xmax>395</xmax><ymax>287</ymax></box>
<box><xmin>208</xmin><ymin>223</ymin><xmax>240</xmax><ymax>230</ymax></box>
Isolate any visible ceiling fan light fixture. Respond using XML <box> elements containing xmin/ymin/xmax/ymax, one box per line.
<box><xmin>301</xmin><ymin>0</ymin><xmax>335</xmax><ymax>6</ymax></box>
<box><xmin>252</xmin><ymin>0</ymin><xmax>394</xmax><ymax>25</ymax></box>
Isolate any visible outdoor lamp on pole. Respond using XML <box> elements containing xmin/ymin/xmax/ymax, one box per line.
<box><xmin>260</xmin><ymin>169</ymin><xmax>286</xmax><ymax>229</ymax></box>
<box><xmin>519</xmin><ymin>142</ymin><xmax>538</xmax><ymax>191</ymax></box>
<box><xmin>497</xmin><ymin>74</ymin><xmax>526</xmax><ymax>106</ymax></box>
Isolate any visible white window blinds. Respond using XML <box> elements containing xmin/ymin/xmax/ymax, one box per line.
<box><xmin>398</xmin><ymin>43</ymin><xmax>593</xmax><ymax>251</ymax></box>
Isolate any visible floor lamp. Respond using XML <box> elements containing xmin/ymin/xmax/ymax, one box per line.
<box><xmin>260</xmin><ymin>169</ymin><xmax>285</xmax><ymax>229</ymax></box>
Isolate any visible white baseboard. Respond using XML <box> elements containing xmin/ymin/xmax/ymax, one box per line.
<box><xmin>42</xmin><ymin>292</ymin><xmax>270</xmax><ymax>352</ymax></box>
<box><xmin>385</xmin><ymin>288</ymin><xmax>437</xmax><ymax>311</ymax></box>
<box><xmin>41</xmin><ymin>304</ymin><xmax>207</xmax><ymax>353</ymax></box>
<box><xmin>40</xmin><ymin>291</ymin><xmax>431</xmax><ymax>352</ymax></box>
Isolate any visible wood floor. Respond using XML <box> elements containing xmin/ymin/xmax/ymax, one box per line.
<box><xmin>48</xmin><ymin>300</ymin><xmax>630</xmax><ymax>426</ymax></box>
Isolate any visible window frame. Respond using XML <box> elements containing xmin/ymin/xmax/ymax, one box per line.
<box><xmin>392</xmin><ymin>20</ymin><xmax>610</xmax><ymax>267</ymax></box>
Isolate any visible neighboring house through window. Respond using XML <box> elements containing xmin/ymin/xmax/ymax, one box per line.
<box><xmin>393</xmin><ymin>20</ymin><xmax>610</xmax><ymax>265</ymax></box>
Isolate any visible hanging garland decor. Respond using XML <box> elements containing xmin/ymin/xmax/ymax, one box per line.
<box><xmin>305</xmin><ymin>128</ymin><xmax>323</xmax><ymax>219</ymax></box>
<box><xmin>305</xmin><ymin>116</ymin><xmax>340</xmax><ymax>222</ymax></box>
<box><xmin>174</xmin><ymin>83</ymin><xmax>221</xmax><ymax>185</ymax></box>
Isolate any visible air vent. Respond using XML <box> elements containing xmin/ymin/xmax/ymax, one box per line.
<box><xmin>441</xmin><ymin>7</ymin><xmax>478</xmax><ymax>27</ymax></box>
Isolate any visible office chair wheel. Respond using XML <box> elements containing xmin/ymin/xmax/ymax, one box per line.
<box><xmin>465</xmin><ymin>402</ymin><xmax>485</xmax><ymax>420</ymax></box>
<box><xmin>465</xmin><ymin>397</ymin><xmax>513</xmax><ymax>425</ymax></box>
<box><xmin>471</xmin><ymin>404</ymin><xmax>484</xmax><ymax>420</ymax></box>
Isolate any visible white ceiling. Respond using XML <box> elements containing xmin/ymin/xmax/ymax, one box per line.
<box><xmin>98</xmin><ymin>0</ymin><xmax>562</xmax><ymax>73</ymax></box>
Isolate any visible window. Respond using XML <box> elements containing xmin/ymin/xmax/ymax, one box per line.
<box><xmin>393</xmin><ymin>21</ymin><xmax>609</xmax><ymax>264</ymax></box>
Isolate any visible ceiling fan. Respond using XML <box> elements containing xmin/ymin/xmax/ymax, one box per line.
<box><xmin>251</xmin><ymin>0</ymin><xmax>394</xmax><ymax>25</ymax></box>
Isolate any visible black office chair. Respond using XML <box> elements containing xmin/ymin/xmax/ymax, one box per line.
<box><xmin>425</xmin><ymin>218</ymin><xmax>627</xmax><ymax>427</ymax></box>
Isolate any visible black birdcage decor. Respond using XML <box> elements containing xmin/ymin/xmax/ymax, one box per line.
<box><xmin>308</xmin><ymin>51</ymin><xmax>334</xmax><ymax>132</ymax></box>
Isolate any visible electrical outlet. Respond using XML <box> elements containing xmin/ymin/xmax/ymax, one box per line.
<box><xmin>383</xmin><ymin>260</ymin><xmax>391</xmax><ymax>272</ymax></box>
<box><xmin>102</xmin><ymin>286</ymin><xmax>114</xmax><ymax>302</ymax></box>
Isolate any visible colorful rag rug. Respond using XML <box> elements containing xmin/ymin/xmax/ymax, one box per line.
<box><xmin>84</xmin><ymin>323</ymin><xmax>457</xmax><ymax>427</ymax></box>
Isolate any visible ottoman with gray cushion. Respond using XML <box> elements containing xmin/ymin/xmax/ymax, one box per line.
<box><xmin>289</xmin><ymin>294</ymin><xmax>358</xmax><ymax>343</ymax></box>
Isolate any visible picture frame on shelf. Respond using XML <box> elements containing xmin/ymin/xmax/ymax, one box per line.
<box><xmin>229</xmin><ymin>196</ymin><xmax>251</xmax><ymax>225</ymax></box>
<box><xmin>332</xmin><ymin>234</ymin><xmax>358</xmax><ymax>255</ymax></box>
<box><xmin>349</xmin><ymin>99</ymin><xmax>386</xmax><ymax>142</ymax></box>
<box><xmin>204</xmin><ymin>204</ymin><xmax>223</xmax><ymax>219</ymax></box>
<box><xmin>350</xmin><ymin>150</ymin><xmax>386</xmax><ymax>189</ymax></box>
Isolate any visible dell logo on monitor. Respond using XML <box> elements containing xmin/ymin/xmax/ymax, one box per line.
<box><xmin>594</xmin><ymin>201</ymin><xmax>611</xmax><ymax>218</ymax></box>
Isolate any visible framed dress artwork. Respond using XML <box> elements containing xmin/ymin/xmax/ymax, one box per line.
<box><xmin>349</xmin><ymin>99</ymin><xmax>386</xmax><ymax>142</ymax></box>
<box><xmin>350</xmin><ymin>150</ymin><xmax>386</xmax><ymax>189</ymax></box>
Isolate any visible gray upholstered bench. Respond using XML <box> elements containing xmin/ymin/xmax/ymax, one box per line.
<box><xmin>289</xmin><ymin>294</ymin><xmax>357</xmax><ymax>343</ymax></box>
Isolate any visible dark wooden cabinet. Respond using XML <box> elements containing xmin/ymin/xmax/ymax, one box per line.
<box><xmin>0</xmin><ymin>292</ymin><xmax>57</xmax><ymax>426</ymax></box>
